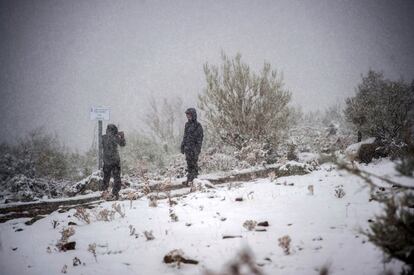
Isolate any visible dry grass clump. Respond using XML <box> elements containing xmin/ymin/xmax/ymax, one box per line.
<box><xmin>74</xmin><ymin>207</ymin><xmax>90</xmax><ymax>224</ymax></box>
<box><xmin>278</xmin><ymin>235</ymin><xmax>291</xmax><ymax>255</ymax></box>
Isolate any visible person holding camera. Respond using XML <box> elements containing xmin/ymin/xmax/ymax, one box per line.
<box><xmin>101</xmin><ymin>124</ymin><xmax>126</xmax><ymax>200</ymax></box>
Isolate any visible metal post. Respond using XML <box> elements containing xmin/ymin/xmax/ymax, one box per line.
<box><xmin>98</xmin><ymin>120</ymin><xmax>103</xmax><ymax>170</ymax></box>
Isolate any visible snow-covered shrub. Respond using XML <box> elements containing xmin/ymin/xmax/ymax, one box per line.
<box><xmin>112</xmin><ymin>202</ymin><xmax>125</xmax><ymax>218</ymax></box>
<box><xmin>243</xmin><ymin>220</ymin><xmax>257</xmax><ymax>231</ymax></box>
<box><xmin>144</xmin><ymin>230</ymin><xmax>155</xmax><ymax>241</ymax></box>
<box><xmin>148</xmin><ymin>195</ymin><xmax>158</xmax><ymax>207</ymax></box>
<box><xmin>334</xmin><ymin>186</ymin><xmax>346</xmax><ymax>198</ymax></box>
<box><xmin>287</xmin><ymin>121</ymin><xmax>353</xmax><ymax>160</ymax></box>
<box><xmin>73</xmin><ymin>207</ymin><xmax>91</xmax><ymax>224</ymax></box>
<box><xmin>287</xmin><ymin>144</ymin><xmax>298</xmax><ymax>161</ymax></box>
<box><xmin>279</xmin><ymin>161</ymin><xmax>312</xmax><ymax>175</ymax></box>
<box><xmin>386</xmin><ymin>141</ymin><xmax>409</xmax><ymax>161</ymax></box>
<box><xmin>318</xmin><ymin>153</ymin><xmax>337</xmax><ymax>165</ymax></box>
<box><xmin>3</xmin><ymin>175</ymin><xmax>53</xmax><ymax>201</ymax></box>
<box><xmin>278</xmin><ymin>235</ymin><xmax>292</xmax><ymax>255</ymax></box>
<box><xmin>396</xmin><ymin>152</ymin><xmax>414</xmax><ymax>177</ymax></box>
<box><xmin>128</xmin><ymin>225</ymin><xmax>139</xmax><ymax>238</ymax></box>
<box><xmin>0</xmin><ymin>129</ymin><xmax>97</xmax><ymax>201</ymax></box>
<box><xmin>365</xmin><ymin>193</ymin><xmax>414</xmax><ymax>273</ymax></box>
<box><xmin>64</xmin><ymin>171</ymin><xmax>102</xmax><ymax>196</ymax></box>
<box><xmin>234</xmin><ymin>141</ymin><xmax>268</xmax><ymax>166</ymax></box>
<box><xmin>165</xmin><ymin>147</ymin><xmax>251</xmax><ymax>176</ymax></box>
<box><xmin>60</xmin><ymin>227</ymin><xmax>75</xmax><ymax>242</ymax></box>
<box><xmin>88</xmin><ymin>243</ymin><xmax>97</xmax><ymax>262</ymax></box>
<box><xmin>199</xmin><ymin>52</ymin><xmax>293</xmax><ymax>149</ymax></box>
<box><xmin>14</xmin><ymin>128</ymin><xmax>71</xmax><ymax>180</ymax></box>
<box><xmin>95</xmin><ymin>208</ymin><xmax>116</xmax><ymax>222</ymax></box>
<box><xmin>57</xmin><ymin>226</ymin><xmax>75</xmax><ymax>251</ymax></box>
<box><xmin>169</xmin><ymin>209</ymin><xmax>178</xmax><ymax>222</ymax></box>
<box><xmin>0</xmin><ymin>146</ymin><xmax>35</xmax><ymax>182</ymax></box>
<box><xmin>344</xmin><ymin>70</ymin><xmax>414</xmax><ymax>144</ymax></box>
<box><xmin>199</xmin><ymin>152</ymin><xmax>250</xmax><ymax>173</ymax></box>
<box><xmin>120</xmin><ymin>132</ymin><xmax>167</xmax><ymax>176</ymax></box>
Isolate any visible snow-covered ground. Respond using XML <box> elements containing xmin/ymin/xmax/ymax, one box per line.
<box><xmin>0</xmin><ymin>159</ymin><xmax>411</xmax><ymax>275</ymax></box>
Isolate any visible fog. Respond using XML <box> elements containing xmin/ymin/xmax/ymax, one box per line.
<box><xmin>1</xmin><ymin>0</ymin><xmax>413</xmax><ymax>151</ymax></box>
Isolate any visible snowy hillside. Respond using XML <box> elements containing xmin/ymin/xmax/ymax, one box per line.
<box><xmin>0</xmin><ymin>159</ymin><xmax>410</xmax><ymax>275</ymax></box>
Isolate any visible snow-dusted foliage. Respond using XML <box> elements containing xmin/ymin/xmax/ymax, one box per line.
<box><xmin>365</xmin><ymin>192</ymin><xmax>414</xmax><ymax>273</ymax></box>
<box><xmin>396</xmin><ymin>150</ymin><xmax>414</xmax><ymax>177</ymax></box>
<box><xmin>63</xmin><ymin>170</ymin><xmax>103</xmax><ymax>196</ymax></box>
<box><xmin>199</xmin><ymin>52</ymin><xmax>293</xmax><ymax>149</ymax></box>
<box><xmin>344</xmin><ymin>70</ymin><xmax>414</xmax><ymax>143</ymax></box>
<box><xmin>120</xmin><ymin>132</ymin><xmax>168</xmax><ymax>176</ymax></box>
<box><xmin>2</xmin><ymin>175</ymin><xmax>48</xmax><ymax>202</ymax></box>
<box><xmin>0</xmin><ymin>129</ymin><xmax>98</xmax><ymax>202</ymax></box>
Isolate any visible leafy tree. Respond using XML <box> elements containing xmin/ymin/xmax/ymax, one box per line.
<box><xmin>199</xmin><ymin>53</ymin><xmax>292</xmax><ymax>149</ymax></box>
<box><xmin>344</xmin><ymin>70</ymin><xmax>414</xmax><ymax>143</ymax></box>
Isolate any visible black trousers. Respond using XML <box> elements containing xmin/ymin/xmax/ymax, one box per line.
<box><xmin>185</xmin><ymin>150</ymin><xmax>199</xmax><ymax>182</ymax></box>
<box><xmin>102</xmin><ymin>163</ymin><xmax>121</xmax><ymax>195</ymax></box>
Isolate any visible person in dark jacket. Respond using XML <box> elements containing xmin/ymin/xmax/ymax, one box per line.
<box><xmin>181</xmin><ymin>108</ymin><xmax>203</xmax><ymax>186</ymax></box>
<box><xmin>101</xmin><ymin>124</ymin><xmax>126</xmax><ymax>200</ymax></box>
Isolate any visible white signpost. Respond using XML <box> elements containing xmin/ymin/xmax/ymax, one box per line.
<box><xmin>90</xmin><ymin>106</ymin><xmax>111</xmax><ymax>121</ymax></box>
<box><xmin>90</xmin><ymin>106</ymin><xmax>111</xmax><ymax>170</ymax></box>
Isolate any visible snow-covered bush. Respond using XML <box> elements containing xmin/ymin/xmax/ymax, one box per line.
<box><xmin>112</xmin><ymin>202</ymin><xmax>125</xmax><ymax>218</ymax></box>
<box><xmin>396</xmin><ymin>153</ymin><xmax>414</xmax><ymax>177</ymax></box>
<box><xmin>88</xmin><ymin>243</ymin><xmax>97</xmax><ymax>262</ymax></box>
<box><xmin>365</xmin><ymin>193</ymin><xmax>414</xmax><ymax>273</ymax></box>
<box><xmin>334</xmin><ymin>186</ymin><xmax>345</xmax><ymax>198</ymax></box>
<box><xmin>0</xmin><ymin>147</ymin><xmax>35</xmax><ymax>182</ymax></box>
<box><xmin>199</xmin><ymin>52</ymin><xmax>293</xmax><ymax>149</ymax></box>
<box><xmin>0</xmin><ymin>174</ymin><xmax>68</xmax><ymax>202</ymax></box>
<box><xmin>120</xmin><ymin>132</ymin><xmax>167</xmax><ymax>176</ymax></box>
<box><xmin>144</xmin><ymin>230</ymin><xmax>155</xmax><ymax>241</ymax></box>
<box><xmin>344</xmin><ymin>70</ymin><xmax>414</xmax><ymax>144</ymax></box>
<box><xmin>95</xmin><ymin>208</ymin><xmax>116</xmax><ymax>222</ymax></box>
<box><xmin>73</xmin><ymin>207</ymin><xmax>91</xmax><ymax>224</ymax></box>
<box><xmin>169</xmin><ymin>209</ymin><xmax>178</xmax><ymax>222</ymax></box>
<box><xmin>287</xmin><ymin>144</ymin><xmax>298</xmax><ymax>161</ymax></box>
<box><xmin>12</xmin><ymin>128</ymin><xmax>76</xmax><ymax>180</ymax></box>
<box><xmin>278</xmin><ymin>235</ymin><xmax>292</xmax><ymax>255</ymax></box>
<box><xmin>200</xmin><ymin>152</ymin><xmax>250</xmax><ymax>172</ymax></box>
<box><xmin>243</xmin><ymin>220</ymin><xmax>257</xmax><ymax>231</ymax></box>
<box><xmin>64</xmin><ymin>170</ymin><xmax>102</xmax><ymax>196</ymax></box>
<box><xmin>0</xmin><ymin>128</ymin><xmax>97</xmax><ymax>202</ymax></box>
<box><xmin>57</xmin><ymin>226</ymin><xmax>75</xmax><ymax>251</ymax></box>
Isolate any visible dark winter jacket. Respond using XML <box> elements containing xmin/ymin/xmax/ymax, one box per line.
<box><xmin>102</xmin><ymin>124</ymin><xmax>126</xmax><ymax>165</ymax></box>
<box><xmin>181</xmin><ymin>108</ymin><xmax>203</xmax><ymax>155</ymax></box>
